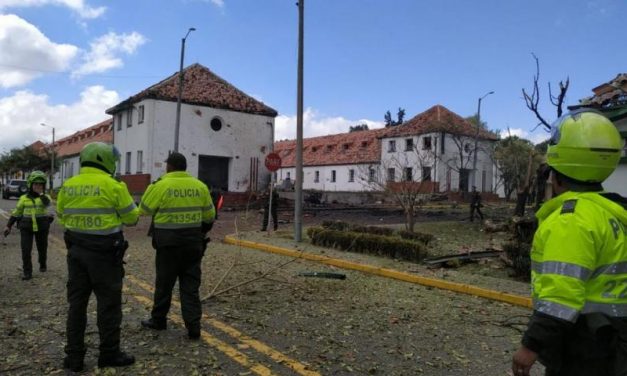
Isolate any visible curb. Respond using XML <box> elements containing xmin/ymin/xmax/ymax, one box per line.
<box><xmin>223</xmin><ymin>235</ymin><xmax>532</xmax><ymax>309</ymax></box>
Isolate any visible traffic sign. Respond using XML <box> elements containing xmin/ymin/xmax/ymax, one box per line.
<box><xmin>264</xmin><ymin>152</ymin><xmax>282</xmax><ymax>172</ymax></box>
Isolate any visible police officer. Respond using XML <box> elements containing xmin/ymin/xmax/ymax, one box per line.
<box><xmin>3</xmin><ymin>171</ymin><xmax>53</xmax><ymax>280</ymax></box>
<box><xmin>139</xmin><ymin>152</ymin><xmax>215</xmax><ymax>339</ymax></box>
<box><xmin>512</xmin><ymin>110</ymin><xmax>627</xmax><ymax>376</ymax></box>
<box><xmin>57</xmin><ymin>142</ymin><xmax>139</xmax><ymax>372</ymax></box>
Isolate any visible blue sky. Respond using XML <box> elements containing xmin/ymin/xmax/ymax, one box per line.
<box><xmin>0</xmin><ymin>0</ymin><xmax>624</xmax><ymax>152</ymax></box>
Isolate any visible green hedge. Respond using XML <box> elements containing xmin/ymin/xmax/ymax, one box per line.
<box><xmin>307</xmin><ymin>227</ymin><xmax>426</xmax><ymax>262</ymax></box>
<box><xmin>397</xmin><ymin>230</ymin><xmax>434</xmax><ymax>245</ymax></box>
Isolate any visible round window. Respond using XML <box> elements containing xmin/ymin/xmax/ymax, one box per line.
<box><xmin>211</xmin><ymin>117</ymin><xmax>222</xmax><ymax>131</ymax></box>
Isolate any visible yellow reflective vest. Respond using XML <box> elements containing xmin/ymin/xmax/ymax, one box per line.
<box><xmin>12</xmin><ymin>193</ymin><xmax>52</xmax><ymax>232</ymax></box>
<box><xmin>531</xmin><ymin>191</ymin><xmax>627</xmax><ymax>322</ymax></box>
<box><xmin>56</xmin><ymin>167</ymin><xmax>139</xmax><ymax>235</ymax></box>
<box><xmin>139</xmin><ymin>171</ymin><xmax>215</xmax><ymax>230</ymax></box>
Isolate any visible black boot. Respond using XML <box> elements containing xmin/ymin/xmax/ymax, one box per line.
<box><xmin>141</xmin><ymin>318</ymin><xmax>167</xmax><ymax>330</ymax></box>
<box><xmin>21</xmin><ymin>273</ymin><xmax>32</xmax><ymax>281</ymax></box>
<box><xmin>187</xmin><ymin>326</ymin><xmax>200</xmax><ymax>340</ymax></box>
<box><xmin>39</xmin><ymin>265</ymin><xmax>47</xmax><ymax>272</ymax></box>
<box><xmin>63</xmin><ymin>356</ymin><xmax>84</xmax><ymax>372</ymax></box>
<box><xmin>98</xmin><ymin>351</ymin><xmax>135</xmax><ymax>368</ymax></box>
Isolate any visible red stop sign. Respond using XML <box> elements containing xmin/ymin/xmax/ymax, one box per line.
<box><xmin>264</xmin><ymin>152</ymin><xmax>282</xmax><ymax>172</ymax></box>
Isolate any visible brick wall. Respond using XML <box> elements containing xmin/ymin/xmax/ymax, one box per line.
<box><xmin>120</xmin><ymin>174</ymin><xmax>151</xmax><ymax>194</ymax></box>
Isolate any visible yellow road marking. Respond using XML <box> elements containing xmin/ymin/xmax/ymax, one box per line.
<box><xmin>225</xmin><ymin>235</ymin><xmax>533</xmax><ymax>309</ymax></box>
<box><xmin>126</xmin><ymin>288</ymin><xmax>276</xmax><ymax>376</ymax></box>
<box><xmin>127</xmin><ymin>275</ymin><xmax>321</xmax><ymax>376</ymax></box>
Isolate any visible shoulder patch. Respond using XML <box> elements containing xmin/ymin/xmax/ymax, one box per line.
<box><xmin>560</xmin><ymin>199</ymin><xmax>577</xmax><ymax>214</ymax></box>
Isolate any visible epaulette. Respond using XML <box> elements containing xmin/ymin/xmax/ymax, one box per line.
<box><xmin>560</xmin><ymin>199</ymin><xmax>577</xmax><ymax>214</ymax></box>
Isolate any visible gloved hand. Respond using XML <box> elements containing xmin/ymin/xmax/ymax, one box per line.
<box><xmin>3</xmin><ymin>226</ymin><xmax>11</xmax><ymax>237</ymax></box>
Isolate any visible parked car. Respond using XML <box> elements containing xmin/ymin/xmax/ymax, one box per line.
<box><xmin>2</xmin><ymin>179</ymin><xmax>28</xmax><ymax>199</ymax></box>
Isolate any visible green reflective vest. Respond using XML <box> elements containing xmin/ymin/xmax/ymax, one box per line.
<box><xmin>12</xmin><ymin>194</ymin><xmax>52</xmax><ymax>232</ymax></box>
<box><xmin>56</xmin><ymin>167</ymin><xmax>139</xmax><ymax>235</ymax></box>
<box><xmin>531</xmin><ymin>191</ymin><xmax>627</xmax><ymax>322</ymax></box>
<box><xmin>139</xmin><ymin>171</ymin><xmax>215</xmax><ymax>230</ymax></box>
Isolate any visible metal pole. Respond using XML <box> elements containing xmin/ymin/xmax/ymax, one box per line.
<box><xmin>471</xmin><ymin>91</ymin><xmax>493</xmax><ymax>191</ymax></box>
<box><xmin>51</xmin><ymin>127</ymin><xmax>55</xmax><ymax>191</ymax></box>
<box><xmin>294</xmin><ymin>0</ymin><xmax>304</xmax><ymax>242</ymax></box>
<box><xmin>174</xmin><ymin>28</ymin><xmax>195</xmax><ymax>152</ymax></box>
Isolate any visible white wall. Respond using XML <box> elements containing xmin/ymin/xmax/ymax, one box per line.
<box><xmin>604</xmin><ymin>117</ymin><xmax>627</xmax><ymax>196</ymax></box>
<box><xmin>52</xmin><ymin>154</ymin><xmax>79</xmax><ymax>189</ymax></box>
<box><xmin>114</xmin><ymin>100</ymin><xmax>274</xmax><ymax>192</ymax></box>
<box><xmin>113</xmin><ymin>100</ymin><xmax>151</xmax><ymax>177</ymax></box>
<box><xmin>277</xmin><ymin>163</ymin><xmax>379</xmax><ymax>192</ymax></box>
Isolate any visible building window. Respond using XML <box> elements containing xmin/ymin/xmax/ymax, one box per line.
<box><xmin>286</xmin><ymin>171</ymin><xmax>291</xmax><ymax>180</ymax></box>
<box><xmin>314</xmin><ymin>170</ymin><xmax>319</xmax><ymax>183</ymax></box>
<box><xmin>126</xmin><ymin>110</ymin><xmax>132</xmax><ymax>128</ymax></box>
<box><xmin>331</xmin><ymin>170</ymin><xmax>336</xmax><ymax>182</ymax></box>
<box><xmin>348</xmin><ymin>169</ymin><xmax>355</xmax><ymax>182</ymax></box>
<box><xmin>404</xmin><ymin>167</ymin><xmax>413</xmax><ymax>181</ymax></box>
<box><xmin>405</xmin><ymin>138</ymin><xmax>414</xmax><ymax>151</ymax></box>
<box><xmin>387</xmin><ymin>168</ymin><xmax>395</xmax><ymax>182</ymax></box>
<box><xmin>136</xmin><ymin>150</ymin><xmax>143</xmax><ymax>173</ymax></box>
<box><xmin>482</xmin><ymin>170</ymin><xmax>487</xmax><ymax>192</ymax></box>
<box><xmin>211</xmin><ymin>117</ymin><xmax>222</xmax><ymax>131</ymax></box>
<box><xmin>116</xmin><ymin>113</ymin><xmax>122</xmax><ymax>131</ymax></box>
<box><xmin>369</xmin><ymin>168</ymin><xmax>376</xmax><ymax>182</ymax></box>
<box><xmin>388</xmin><ymin>140</ymin><xmax>396</xmax><ymax>152</ymax></box>
<box><xmin>125</xmin><ymin>152</ymin><xmax>131</xmax><ymax>174</ymax></box>
<box><xmin>422</xmin><ymin>166</ymin><xmax>432</xmax><ymax>181</ymax></box>
<box><xmin>464</xmin><ymin>143</ymin><xmax>472</xmax><ymax>153</ymax></box>
<box><xmin>138</xmin><ymin>105</ymin><xmax>145</xmax><ymax>124</ymax></box>
<box><xmin>423</xmin><ymin>136</ymin><xmax>432</xmax><ymax>150</ymax></box>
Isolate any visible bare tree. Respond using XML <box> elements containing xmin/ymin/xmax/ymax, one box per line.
<box><xmin>522</xmin><ymin>53</ymin><xmax>570</xmax><ymax>132</ymax></box>
<box><xmin>358</xmin><ymin>140</ymin><xmax>436</xmax><ymax>232</ymax></box>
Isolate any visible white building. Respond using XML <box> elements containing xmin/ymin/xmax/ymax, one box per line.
<box><xmin>275</xmin><ymin>105</ymin><xmax>498</xmax><ymax>195</ymax></box>
<box><xmin>105</xmin><ymin>63</ymin><xmax>277</xmax><ymax>193</ymax></box>
<box><xmin>51</xmin><ymin>119</ymin><xmax>112</xmax><ymax>189</ymax></box>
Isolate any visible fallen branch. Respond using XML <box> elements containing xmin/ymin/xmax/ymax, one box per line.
<box><xmin>201</xmin><ymin>258</ymin><xmax>297</xmax><ymax>302</ymax></box>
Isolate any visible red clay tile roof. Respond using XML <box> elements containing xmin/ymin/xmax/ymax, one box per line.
<box><xmin>105</xmin><ymin>63</ymin><xmax>277</xmax><ymax>117</ymax></box>
<box><xmin>274</xmin><ymin>128</ymin><xmax>387</xmax><ymax>168</ymax></box>
<box><xmin>382</xmin><ymin>105</ymin><xmax>498</xmax><ymax>140</ymax></box>
<box><xmin>53</xmin><ymin>119</ymin><xmax>113</xmax><ymax>158</ymax></box>
<box><xmin>576</xmin><ymin>73</ymin><xmax>627</xmax><ymax>108</ymax></box>
<box><xmin>27</xmin><ymin>140</ymin><xmax>47</xmax><ymax>156</ymax></box>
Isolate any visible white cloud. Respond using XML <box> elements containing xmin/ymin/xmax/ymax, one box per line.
<box><xmin>0</xmin><ymin>0</ymin><xmax>106</xmax><ymax>19</ymax></box>
<box><xmin>0</xmin><ymin>14</ymin><xmax>78</xmax><ymax>88</ymax></box>
<box><xmin>275</xmin><ymin>108</ymin><xmax>384</xmax><ymax>141</ymax></box>
<box><xmin>72</xmin><ymin>32</ymin><xmax>147</xmax><ymax>77</ymax></box>
<box><xmin>0</xmin><ymin>86</ymin><xmax>119</xmax><ymax>152</ymax></box>
<box><xmin>210</xmin><ymin>0</ymin><xmax>224</xmax><ymax>7</ymax></box>
<box><xmin>503</xmin><ymin>127</ymin><xmax>550</xmax><ymax>145</ymax></box>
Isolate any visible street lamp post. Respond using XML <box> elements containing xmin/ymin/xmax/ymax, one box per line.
<box><xmin>470</xmin><ymin>91</ymin><xmax>494</xmax><ymax>191</ymax></box>
<box><xmin>174</xmin><ymin>27</ymin><xmax>196</xmax><ymax>152</ymax></box>
<box><xmin>40</xmin><ymin>123</ymin><xmax>55</xmax><ymax>191</ymax></box>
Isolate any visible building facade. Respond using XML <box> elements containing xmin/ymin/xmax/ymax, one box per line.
<box><xmin>106</xmin><ymin>63</ymin><xmax>277</xmax><ymax>193</ymax></box>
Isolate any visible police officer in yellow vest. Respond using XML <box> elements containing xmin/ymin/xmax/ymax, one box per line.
<box><xmin>512</xmin><ymin>110</ymin><xmax>627</xmax><ymax>376</ymax></box>
<box><xmin>57</xmin><ymin>142</ymin><xmax>139</xmax><ymax>372</ymax></box>
<box><xmin>139</xmin><ymin>152</ymin><xmax>215</xmax><ymax>339</ymax></box>
<box><xmin>3</xmin><ymin>171</ymin><xmax>53</xmax><ymax>280</ymax></box>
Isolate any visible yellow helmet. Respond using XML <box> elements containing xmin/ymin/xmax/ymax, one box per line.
<box><xmin>547</xmin><ymin>109</ymin><xmax>623</xmax><ymax>183</ymax></box>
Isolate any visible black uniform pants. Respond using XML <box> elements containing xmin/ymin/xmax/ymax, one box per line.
<box><xmin>20</xmin><ymin>227</ymin><xmax>48</xmax><ymax>275</ymax></box>
<box><xmin>262</xmin><ymin>204</ymin><xmax>278</xmax><ymax>230</ymax></box>
<box><xmin>469</xmin><ymin>205</ymin><xmax>483</xmax><ymax>221</ymax></box>
<box><xmin>65</xmin><ymin>244</ymin><xmax>124</xmax><ymax>360</ymax></box>
<box><xmin>151</xmin><ymin>244</ymin><xmax>203</xmax><ymax>332</ymax></box>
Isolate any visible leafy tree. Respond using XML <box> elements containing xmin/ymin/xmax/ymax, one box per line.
<box><xmin>349</xmin><ymin>124</ymin><xmax>369</xmax><ymax>132</ymax></box>
<box><xmin>493</xmin><ymin>136</ymin><xmax>543</xmax><ymax>201</ymax></box>
<box><xmin>384</xmin><ymin>107</ymin><xmax>406</xmax><ymax>127</ymax></box>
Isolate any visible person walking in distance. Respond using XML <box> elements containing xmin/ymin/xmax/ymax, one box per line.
<box><xmin>139</xmin><ymin>152</ymin><xmax>215</xmax><ymax>339</ymax></box>
<box><xmin>57</xmin><ymin>142</ymin><xmax>139</xmax><ymax>372</ymax></box>
<box><xmin>469</xmin><ymin>186</ymin><xmax>484</xmax><ymax>222</ymax></box>
<box><xmin>3</xmin><ymin>171</ymin><xmax>53</xmax><ymax>280</ymax></box>
<box><xmin>512</xmin><ymin>110</ymin><xmax>627</xmax><ymax>376</ymax></box>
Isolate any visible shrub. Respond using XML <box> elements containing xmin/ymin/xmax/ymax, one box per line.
<box><xmin>307</xmin><ymin>226</ymin><xmax>426</xmax><ymax>262</ymax></box>
<box><xmin>397</xmin><ymin>230</ymin><xmax>434</xmax><ymax>245</ymax></box>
